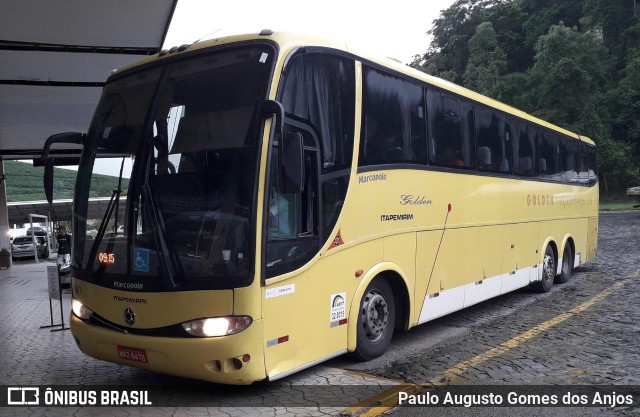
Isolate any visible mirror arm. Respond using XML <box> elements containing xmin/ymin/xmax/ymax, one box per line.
<box><xmin>41</xmin><ymin>132</ymin><xmax>85</xmax><ymax>160</ymax></box>
<box><xmin>41</xmin><ymin>132</ymin><xmax>85</xmax><ymax>204</ymax></box>
<box><xmin>262</xmin><ymin>100</ymin><xmax>284</xmax><ymax>138</ymax></box>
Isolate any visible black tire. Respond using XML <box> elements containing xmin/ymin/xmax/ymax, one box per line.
<box><xmin>533</xmin><ymin>245</ymin><xmax>556</xmax><ymax>293</ymax></box>
<box><xmin>556</xmin><ymin>245</ymin><xmax>572</xmax><ymax>284</ymax></box>
<box><xmin>353</xmin><ymin>278</ymin><xmax>395</xmax><ymax>361</ymax></box>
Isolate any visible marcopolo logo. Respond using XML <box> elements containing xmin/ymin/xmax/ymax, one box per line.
<box><xmin>7</xmin><ymin>387</ymin><xmax>40</xmax><ymax>405</ymax></box>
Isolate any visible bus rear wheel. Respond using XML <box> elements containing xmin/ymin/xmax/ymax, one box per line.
<box><xmin>353</xmin><ymin>278</ymin><xmax>395</xmax><ymax>361</ymax></box>
<box><xmin>556</xmin><ymin>245</ymin><xmax>573</xmax><ymax>284</ymax></box>
<box><xmin>533</xmin><ymin>245</ymin><xmax>556</xmax><ymax>293</ymax></box>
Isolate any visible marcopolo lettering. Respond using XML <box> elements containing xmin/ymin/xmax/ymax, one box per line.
<box><xmin>359</xmin><ymin>173</ymin><xmax>387</xmax><ymax>184</ymax></box>
<box><xmin>114</xmin><ymin>281</ymin><xmax>144</xmax><ymax>290</ymax></box>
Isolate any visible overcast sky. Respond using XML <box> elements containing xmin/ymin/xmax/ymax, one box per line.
<box><xmin>163</xmin><ymin>0</ymin><xmax>455</xmax><ymax>64</ymax></box>
<box><xmin>53</xmin><ymin>0</ymin><xmax>455</xmax><ymax>178</ymax></box>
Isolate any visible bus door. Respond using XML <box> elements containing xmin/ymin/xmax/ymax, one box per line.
<box><xmin>262</xmin><ymin>52</ymin><xmax>356</xmax><ymax>378</ymax></box>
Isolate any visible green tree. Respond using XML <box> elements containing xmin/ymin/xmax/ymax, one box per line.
<box><xmin>413</xmin><ymin>0</ymin><xmax>494</xmax><ymax>83</ymax></box>
<box><xmin>605</xmin><ymin>51</ymin><xmax>640</xmax><ymax>146</ymax></box>
<box><xmin>528</xmin><ymin>24</ymin><xmax>610</xmax><ymax>130</ymax></box>
<box><xmin>463</xmin><ymin>22</ymin><xmax>507</xmax><ymax>95</ymax></box>
<box><xmin>415</xmin><ymin>0</ymin><xmax>640</xmax><ymax>193</ymax></box>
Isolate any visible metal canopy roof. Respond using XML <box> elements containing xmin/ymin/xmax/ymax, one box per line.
<box><xmin>0</xmin><ymin>0</ymin><xmax>177</xmax><ymax>160</ymax></box>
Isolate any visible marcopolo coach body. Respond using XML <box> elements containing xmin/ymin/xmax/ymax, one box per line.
<box><xmin>43</xmin><ymin>31</ymin><xmax>598</xmax><ymax>385</ymax></box>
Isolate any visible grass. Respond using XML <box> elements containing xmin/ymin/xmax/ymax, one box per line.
<box><xmin>600</xmin><ymin>201</ymin><xmax>637</xmax><ymax>211</ymax></box>
<box><xmin>600</xmin><ymin>192</ymin><xmax>638</xmax><ymax>211</ymax></box>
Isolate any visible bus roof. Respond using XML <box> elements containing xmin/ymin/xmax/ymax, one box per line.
<box><xmin>111</xmin><ymin>31</ymin><xmax>595</xmax><ymax>147</ymax></box>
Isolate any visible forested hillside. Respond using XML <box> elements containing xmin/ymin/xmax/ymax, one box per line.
<box><xmin>4</xmin><ymin>161</ymin><xmax>128</xmax><ymax>202</ymax></box>
<box><xmin>412</xmin><ymin>0</ymin><xmax>640</xmax><ymax>193</ymax></box>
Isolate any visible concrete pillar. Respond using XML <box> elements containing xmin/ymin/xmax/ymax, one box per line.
<box><xmin>0</xmin><ymin>158</ymin><xmax>12</xmax><ymax>257</ymax></box>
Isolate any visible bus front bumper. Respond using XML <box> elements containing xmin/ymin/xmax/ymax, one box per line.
<box><xmin>70</xmin><ymin>314</ymin><xmax>266</xmax><ymax>385</ymax></box>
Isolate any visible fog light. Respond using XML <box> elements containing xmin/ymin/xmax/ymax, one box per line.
<box><xmin>72</xmin><ymin>299</ymin><xmax>93</xmax><ymax>320</ymax></box>
<box><xmin>181</xmin><ymin>316</ymin><xmax>252</xmax><ymax>337</ymax></box>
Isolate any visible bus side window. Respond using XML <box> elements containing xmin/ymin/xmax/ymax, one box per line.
<box><xmin>267</xmin><ymin>155</ymin><xmax>298</xmax><ymax>239</ymax></box>
<box><xmin>538</xmin><ymin>131</ymin><xmax>561</xmax><ymax>181</ymax></box>
<box><xmin>268</xmin><ymin>52</ymin><xmax>356</xmax><ymax>278</ymax></box>
<box><xmin>474</xmin><ymin>107</ymin><xmax>512</xmax><ymax>174</ymax></box>
<box><xmin>428</xmin><ymin>91</ymin><xmax>474</xmax><ymax>169</ymax></box>
<box><xmin>560</xmin><ymin>138</ymin><xmax>578</xmax><ymax>183</ymax></box>
<box><xmin>475</xmin><ymin>106</ymin><xmax>500</xmax><ymax>172</ymax></box>
<box><xmin>359</xmin><ymin>67</ymin><xmax>426</xmax><ymax>166</ymax></box>
<box><xmin>585</xmin><ymin>144</ymin><xmax>597</xmax><ymax>184</ymax></box>
<box><xmin>265</xmin><ymin>131</ymin><xmax>320</xmax><ymax>278</ymax></box>
<box><xmin>512</xmin><ymin>120</ymin><xmax>536</xmax><ymax>176</ymax></box>
<box><xmin>576</xmin><ymin>145</ymin><xmax>588</xmax><ymax>184</ymax></box>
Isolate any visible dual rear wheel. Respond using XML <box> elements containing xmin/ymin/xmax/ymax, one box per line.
<box><xmin>354</xmin><ymin>243</ymin><xmax>574</xmax><ymax>358</ymax></box>
<box><xmin>534</xmin><ymin>244</ymin><xmax>572</xmax><ymax>293</ymax></box>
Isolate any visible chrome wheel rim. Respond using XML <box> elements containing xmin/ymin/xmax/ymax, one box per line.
<box><xmin>543</xmin><ymin>252</ymin><xmax>555</xmax><ymax>282</ymax></box>
<box><xmin>361</xmin><ymin>289</ymin><xmax>389</xmax><ymax>342</ymax></box>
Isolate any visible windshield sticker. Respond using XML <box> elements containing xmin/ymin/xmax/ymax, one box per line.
<box><xmin>259</xmin><ymin>53</ymin><xmax>269</xmax><ymax>63</ymax></box>
<box><xmin>133</xmin><ymin>248</ymin><xmax>150</xmax><ymax>273</ymax></box>
<box><xmin>330</xmin><ymin>292</ymin><xmax>347</xmax><ymax>323</ymax></box>
<box><xmin>265</xmin><ymin>284</ymin><xmax>295</xmax><ymax>299</ymax></box>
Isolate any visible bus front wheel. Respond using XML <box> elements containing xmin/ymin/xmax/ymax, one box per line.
<box><xmin>534</xmin><ymin>245</ymin><xmax>556</xmax><ymax>293</ymax></box>
<box><xmin>353</xmin><ymin>278</ymin><xmax>395</xmax><ymax>361</ymax></box>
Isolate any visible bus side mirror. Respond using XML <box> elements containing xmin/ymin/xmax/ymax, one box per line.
<box><xmin>41</xmin><ymin>132</ymin><xmax>85</xmax><ymax>204</ymax></box>
<box><xmin>279</xmin><ymin>132</ymin><xmax>304</xmax><ymax>194</ymax></box>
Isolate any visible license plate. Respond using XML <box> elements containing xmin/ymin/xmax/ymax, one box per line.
<box><xmin>117</xmin><ymin>345</ymin><xmax>148</xmax><ymax>363</ymax></box>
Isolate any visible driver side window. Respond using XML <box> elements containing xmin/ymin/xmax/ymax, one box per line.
<box><xmin>265</xmin><ymin>51</ymin><xmax>355</xmax><ymax>279</ymax></box>
<box><xmin>265</xmin><ymin>124</ymin><xmax>319</xmax><ymax>278</ymax></box>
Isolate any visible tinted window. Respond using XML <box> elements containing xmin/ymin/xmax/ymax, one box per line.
<box><xmin>585</xmin><ymin>144</ymin><xmax>597</xmax><ymax>184</ymax></box>
<box><xmin>560</xmin><ymin>138</ymin><xmax>578</xmax><ymax>183</ymax></box>
<box><xmin>281</xmin><ymin>53</ymin><xmax>355</xmax><ymax>173</ymax></box>
<box><xmin>512</xmin><ymin>119</ymin><xmax>536</xmax><ymax>176</ymax></box>
<box><xmin>268</xmin><ymin>53</ymin><xmax>356</xmax><ymax>278</ymax></box>
<box><xmin>359</xmin><ymin>67</ymin><xmax>426</xmax><ymax>165</ymax></box>
<box><xmin>428</xmin><ymin>90</ymin><xmax>475</xmax><ymax>169</ymax></box>
<box><xmin>537</xmin><ymin>131</ymin><xmax>561</xmax><ymax>180</ymax></box>
<box><xmin>476</xmin><ymin>107</ymin><xmax>511</xmax><ymax>173</ymax></box>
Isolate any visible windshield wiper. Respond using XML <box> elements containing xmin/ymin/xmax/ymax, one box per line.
<box><xmin>141</xmin><ymin>182</ymin><xmax>179</xmax><ymax>288</ymax></box>
<box><xmin>86</xmin><ymin>158</ymin><xmax>126</xmax><ymax>275</ymax></box>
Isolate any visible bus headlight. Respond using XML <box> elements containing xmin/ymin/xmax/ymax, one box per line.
<box><xmin>72</xmin><ymin>299</ymin><xmax>93</xmax><ymax>320</ymax></box>
<box><xmin>181</xmin><ymin>316</ymin><xmax>252</xmax><ymax>337</ymax></box>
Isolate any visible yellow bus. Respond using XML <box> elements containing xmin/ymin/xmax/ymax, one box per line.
<box><xmin>48</xmin><ymin>31</ymin><xmax>598</xmax><ymax>385</ymax></box>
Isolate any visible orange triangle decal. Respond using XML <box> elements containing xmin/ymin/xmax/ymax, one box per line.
<box><xmin>328</xmin><ymin>230</ymin><xmax>344</xmax><ymax>250</ymax></box>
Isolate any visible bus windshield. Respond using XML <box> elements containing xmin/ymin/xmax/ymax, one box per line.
<box><xmin>73</xmin><ymin>44</ymin><xmax>275</xmax><ymax>291</ymax></box>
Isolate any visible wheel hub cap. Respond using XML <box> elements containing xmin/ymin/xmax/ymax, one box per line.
<box><xmin>361</xmin><ymin>290</ymin><xmax>388</xmax><ymax>342</ymax></box>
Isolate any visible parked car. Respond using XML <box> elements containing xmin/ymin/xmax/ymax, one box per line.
<box><xmin>26</xmin><ymin>226</ymin><xmax>50</xmax><ymax>237</ymax></box>
<box><xmin>11</xmin><ymin>236</ymin><xmax>49</xmax><ymax>260</ymax></box>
